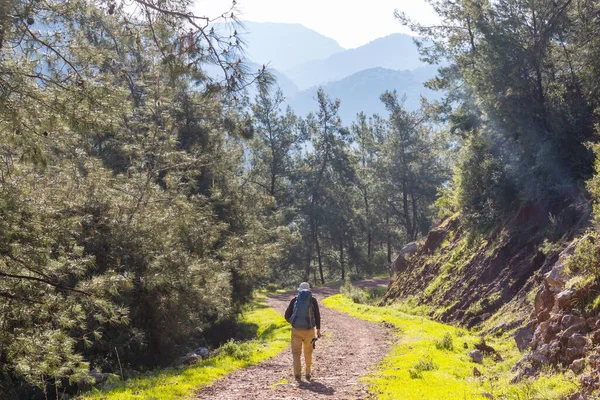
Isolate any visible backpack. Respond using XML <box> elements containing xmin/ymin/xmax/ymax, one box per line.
<box><xmin>291</xmin><ymin>290</ymin><xmax>316</xmax><ymax>329</ymax></box>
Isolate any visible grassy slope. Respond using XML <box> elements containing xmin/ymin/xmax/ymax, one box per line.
<box><xmin>324</xmin><ymin>294</ymin><xmax>577</xmax><ymax>400</ymax></box>
<box><xmin>81</xmin><ymin>294</ymin><xmax>291</xmax><ymax>400</ymax></box>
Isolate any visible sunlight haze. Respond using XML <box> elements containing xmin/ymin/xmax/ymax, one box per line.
<box><xmin>196</xmin><ymin>0</ymin><xmax>439</xmax><ymax>48</ymax></box>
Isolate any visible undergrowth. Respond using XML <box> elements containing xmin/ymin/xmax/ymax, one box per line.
<box><xmin>81</xmin><ymin>294</ymin><xmax>291</xmax><ymax>400</ymax></box>
<box><xmin>324</xmin><ymin>294</ymin><xmax>577</xmax><ymax>400</ymax></box>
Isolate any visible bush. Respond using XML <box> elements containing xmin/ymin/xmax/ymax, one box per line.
<box><xmin>564</xmin><ymin>233</ymin><xmax>600</xmax><ymax>276</ymax></box>
<box><xmin>408</xmin><ymin>356</ymin><xmax>438</xmax><ymax>379</ymax></box>
<box><xmin>340</xmin><ymin>279</ymin><xmax>368</xmax><ymax>304</ymax></box>
<box><xmin>434</xmin><ymin>333</ymin><xmax>454</xmax><ymax>351</ymax></box>
<box><xmin>219</xmin><ymin>339</ymin><xmax>253</xmax><ymax>361</ymax></box>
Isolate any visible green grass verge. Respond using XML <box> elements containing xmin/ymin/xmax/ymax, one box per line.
<box><xmin>81</xmin><ymin>294</ymin><xmax>290</xmax><ymax>400</ymax></box>
<box><xmin>324</xmin><ymin>294</ymin><xmax>578</xmax><ymax>400</ymax></box>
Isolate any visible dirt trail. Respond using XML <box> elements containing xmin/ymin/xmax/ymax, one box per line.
<box><xmin>193</xmin><ymin>277</ymin><xmax>392</xmax><ymax>400</ymax></box>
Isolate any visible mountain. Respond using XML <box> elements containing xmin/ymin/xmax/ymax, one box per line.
<box><xmin>288</xmin><ymin>66</ymin><xmax>439</xmax><ymax>123</ymax></box>
<box><xmin>232</xmin><ymin>21</ymin><xmax>344</xmax><ymax>72</ymax></box>
<box><xmin>284</xmin><ymin>33</ymin><xmax>426</xmax><ymax>90</ymax></box>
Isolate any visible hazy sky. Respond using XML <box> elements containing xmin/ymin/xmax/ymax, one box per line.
<box><xmin>195</xmin><ymin>0</ymin><xmax>439</xmax><ymax>49</ymax></box>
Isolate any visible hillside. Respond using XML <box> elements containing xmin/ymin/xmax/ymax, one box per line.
<box><xmin>229</xmin><ymin>21</ymin><xmax>345</xmax><ymax>72</ymax></box>
<box><xmin>285</xmin><ymin>34</ymin><xmax>426</xmax><ymax>90</ymax></box>
<box><xmin>383</xmin><ymin>198</ymin><xmax>590</xmax><ymax>329</ymax></box>
<box><xmin>289</xmin><ymin>66</ymin><xmax>439</xmax><ymax>122</ymax></box>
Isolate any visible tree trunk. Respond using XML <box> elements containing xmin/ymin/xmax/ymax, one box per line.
<box><xmin>315</xmin><ymin>228</ymin><xmax>325</xmax><ymax>284</ymax></box>
<box><xmin>340</xmin><ymin>239</ymin><xmax>345</xmax><ymax>280</ymax></box>
<box><xmin>402</xmin><ymin>179</ymin><xmax>413</xmax><ymax>240</ymax></box>
<box><xmin>386</xmin><ymin>213</ymin><xmax>392</xmax><ymax>263</ymax></box>
<box><xmin>411</xmin><ymin>192</ymin><xmax>419</xmax><ymax>241</ymax></box>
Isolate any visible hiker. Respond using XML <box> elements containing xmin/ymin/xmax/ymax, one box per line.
<box><xmin>284</xmin><ymin>282</ymin><xmax>321</xmax><ymax>382</ymax></box>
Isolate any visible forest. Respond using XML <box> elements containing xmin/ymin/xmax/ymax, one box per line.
<box><xmin>1</xmin><ymin>0</ymin><xmax>600</xmax><ymax>398</ymax></box>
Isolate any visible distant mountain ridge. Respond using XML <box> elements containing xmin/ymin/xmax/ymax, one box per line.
<box><xmin>284</xmin><ymin>33</ymin><xmax>427</xmax><ymax>90</ymax></box>
<box><xmin>288</xmin><ymin>66</ymin><xmax>440</xmax><ymax>123</ymax></box>
<box><xmin>221</xmin><ymin>21</ymin><xmax>440</xmax><ymax>124</ymax></box>
<box><xmin>231</xmin><ymin>21</ymin><xmax>345</xmax><ymax>72</ymax></box>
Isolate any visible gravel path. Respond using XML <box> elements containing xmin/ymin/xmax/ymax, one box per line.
<box><xmin>193</xmin><ymin>277</ymin><xmax>392</xmax><ymax>400</ymax></box>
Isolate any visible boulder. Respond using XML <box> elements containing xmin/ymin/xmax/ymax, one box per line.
<box><xmin>531</xmin><ymin>351</ymin><xmax>549</xmax><ymax>367</ymax></box>
<box><xmin>562</xmin><ymin>322</ymin><xmax>588</xmax><ymax>339</ymax></box>
<box><xmin>570</xmin><ymin>358</ymin><xmax>585</xmax><ymax>374</ymax></box>
<box><xmin>514</xmin><ymin>327</ymin><xmax>533</xmax><ymax>352</ymax></box>
<box><xmin>470</xmin><ymin>349</ymin><xmax>484</xmax><ymax>364</ymax></box>
<box><xmin>181</xmin><ymin>354</ymin><xmax>202</xmax><ymax>365</ymax></box>
<box><xmin>556</xmin><ymin>289</ymin><xmax>576</xmax><ymax>309</ymax></box>
<box><xmin>389</xmin><ymin>242</ymin><xmax>418</xmax><ymax>276</ymax></box>
<box><xmin>193</xmin><ymin>347</ymin><xmax>210</xmax><ymax>359</ymax></box>
<box><xmin>586</xmin><ymin>317</ymin><xmax>598</xmax><ymax>330</ymax></box>
<box><xmin>564</xmin><ymin>347</ymin><xmax>586</xmax><ymax>364</ymax></box>
<box><xmin>89</xmin><ymin>369</ymin><xmax>110</xmax><ymax>385</ymax></box>
<box><xmin>535</xmin><ymin>287</ymin><xmax>554</xmax><ymax>316</ymax></box>
<box><xmin>538</xmin><ymin>343</ymin><xmax>551</xmax><ymax>357</ymax></box>
<box><xmin>592</xmin><ymin>330</ymin><xmax>600</xmax><ymax>345</ymax></box>
<box><xmin>568</xmin><ymin>333</ymin><xmax>589</xmax><ymax>350</ymax></box>
<box><xmin>562</xmin><ymin>314</ymin><xmax>586</xmax><ymax>329</ymax></box>
<box><xmin>544</xmin><ymin>263</ymin><xmax>567</xmax><ymax>290</ymax></box>
<box><xmin>423</xmin><ymin>228</ymin><xmax>447</xmax><ymax>254</ymax></box>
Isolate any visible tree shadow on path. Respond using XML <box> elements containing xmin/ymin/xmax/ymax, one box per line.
<box><xmin>297</xmin><ymin>380</ymin><xmax>335</xmax><ymax>395</ymax></box>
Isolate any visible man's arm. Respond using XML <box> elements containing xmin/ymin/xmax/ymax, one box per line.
<box><xmin>284</xmin><ymin>297</ymin><xmax>296</xmax><ymax>322</ymax></box>
<box><xmin>312</xmin><ymin>297</ymin><xmax>321</xmax><ymax>330</ymax></box>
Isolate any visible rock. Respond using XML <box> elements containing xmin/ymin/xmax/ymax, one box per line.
<box><xmin>592</xmin><ymin>330</ymin><xmax>600</xmax><ymax>345</ymax></box>
<box><xmin>514</xmin><ymin>327</ymin><xmax>533</xmax><ymax>352</ymax></box>
<box><xmin>423</xmin><ymin>227</ymin><xmax>447</xmax><ymax>254</ymax></box>
<box><xmin>180</xmin><ymin>354</ymin><xmax>201</xmax><ymax>365</ymax></box>
<box><xmin>570</xmin><ymin>358</ymin><xmax>585</xmax><ymax>373</ymax></box>
<box><xmin>556</xmin><ymin>289</ymin><xmax>575</xmax><ymax>309</ymax></box>
<box><xmin>533</xmin><ymin>320</ymin><xmax>553</xmax><ymax>344</ymax></box>
<box><xmin>538</xmin><ymin>343</ymin><xmax>551</xmax><ymax>357</ymax></box>
<box><xmin>562</xmin><ymin>314</ymin><xmax>586</xmax><ymax>329</ymax></box>
<box><xmin>544</xmin><ymin>263</ymin><xmax>567</xmax><ymax>290</ymax></box>
<box><xmin>89</xmin><ymin>369</ymin><xmax>110</xmax><ymax>384</ymax></box>
<box><xmin>537</xmin><ymin>310</ymin><xmax>551</xmax><ymax>323</ymax></box>
<box><xmin>586</xmin><ymin>317</ymin><xmax>598</xmax><ymax>330</ymax></box>
<box><xmin>473</xmin><ymin>367</ymin><xmax>482</xmax><ymax>377</ymax></box>
<box><xmin>470</xmin><ymin>349</ymin><xmax>484</xmax><ymax>364</ymax></box>
<box><xmin>193</xmin><ymin>347</ymin><xmax>210</xmax><ymax>359</ymax></box>
<box><xmin>568</xmin><ymin>333</ymin><xmax>589</xmax><ymax>350</ymax></box>
<box><xmin>531</xmin><ymin>352</ymin><xmax>549</xmax><ymax>367</ymax></box>
<box><xmin>562</xmin><ymin>322</ymin><xmax>588</xmax><ymax>339</ymax></box>
<box><xmin>564</xmin><ymin>347</ymin><xmax>586</xmax><ymax>364</ymax></box>
<box><xmin>535</xmin><ymin>287</ymin><xmax>555</xmax><ymax>316</ymax></box>
<box><xmin>389</xmin><ymin>242</ymin><xmax>418</xmax><ymax>276</ymax></box>
<box><xmin>400</xmin><ymin>241</ymin><xmax>418</xmax><ymax>256</ymax></box>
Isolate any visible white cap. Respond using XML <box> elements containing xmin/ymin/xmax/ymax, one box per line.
<box><xmin>298</xmin><ymin>282</ymin><xmax>310</xmax><ymax>291</ymax></box>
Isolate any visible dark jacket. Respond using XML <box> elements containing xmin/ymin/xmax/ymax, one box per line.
<box><xmin>284</xmin><ymin>295</ymin><xmax>321</xmax><ymax>329</ymax></box>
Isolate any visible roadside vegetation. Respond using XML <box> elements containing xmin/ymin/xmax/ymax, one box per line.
<box><xmin>82</xmin><ymin>294</ymin><xmax>290</xmax><ymax>400</ymax></box>
<box><xmin>326</xmin><ymin>288</ymin><xmax>577</xmax><ymax>399</ymax></box>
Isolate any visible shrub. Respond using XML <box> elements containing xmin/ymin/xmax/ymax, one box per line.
<box><xmin>219</xmin><ymin>339</ymin><xmax>253</xmax><ymax>361</ymax></box>
<box><xmin>340</xmin><ymin>279</ymin><xmax>368</xmax><ymax>304</ymax></box>
<box><xmin>564</xmin><ymin>233</ymin><xmax>600</xmax><ymax>276</ymax></box>
<box><xmin>435</xmin><ymin>333</ymin><xmax>454</xmax><ymax>351</ymax></box>
<box><xmin>408</xmin><ymin>356</ymin><xmax>438</xmax><ymax>379</ymax></box>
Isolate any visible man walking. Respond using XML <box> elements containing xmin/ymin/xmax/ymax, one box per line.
<box><xmin>284</xmin><ymin>282</ymin><xmax>322</xmax><ymax>382</ymax></box>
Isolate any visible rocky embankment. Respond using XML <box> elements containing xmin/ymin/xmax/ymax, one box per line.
<box><xmin>511</xmin><ymin>237</ymin><xmax>600</xmax><ymax>397</ymax></box>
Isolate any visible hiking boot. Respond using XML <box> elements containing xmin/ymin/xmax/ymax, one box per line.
<box><xmin>305</xmin><ymin>374</ymin><xmax>311</xmax><ymax>382</ymax></box>
<box><xmin>294</xmin><ymin>375</ymin><xmax>301</xmax><ymax>382</ymax></box>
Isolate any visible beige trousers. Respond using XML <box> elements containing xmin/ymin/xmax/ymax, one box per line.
<box><xmin>291</xmin><ymin>327</ymin><xmax>316</xmax><ymax>376</ymax></box>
